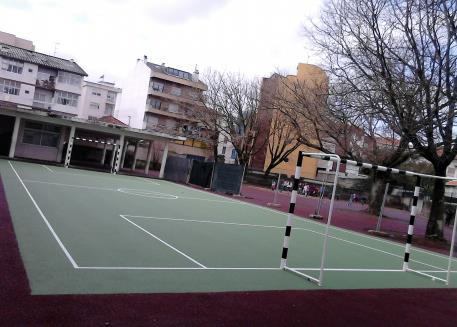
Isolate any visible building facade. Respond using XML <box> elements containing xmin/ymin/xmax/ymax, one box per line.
<box><xmin>250</xmin><ymin>63</ymin><xmax>329</xmax><ymax>178</ymax></box>
<box><xmin>117</xmin><ymin>57</ymin><xmax>211</xmax><ymax>159</ymax></box>
<box><xmin>217</xmin><ymin>132</ymin><xmax>237</xmax><ymax>164</ymax></box>
<box><xmin>0</xmin><ymin>43</ymin><xmax>87</xmax><ymax>116</ymax></box>
<box><xmin>0</xmin><ymin>31</ymin><xmax>35</xmax><ymax>51</ymax></box>
<box><xmin>78</xmin><ymin>79</ymin><xmax>122</xmax><ymax>120</ymax></box>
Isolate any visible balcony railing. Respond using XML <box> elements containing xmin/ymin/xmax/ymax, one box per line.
<box><xmin>33</xmin><ymin>101</ymin><xmax>52</xmax><ymax>110</ymax></box>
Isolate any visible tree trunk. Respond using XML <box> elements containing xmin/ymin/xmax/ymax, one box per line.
<box><xmin>426</xmin><ymin>168</ymin><xmax>446</xmax><ymax>239</ymax></box>
<box><xmin>368</xmin><ymin>172</ymin><xmax>388</xmax><ymax>216</ymax></box>
<box><xmin>264</xmin><ymin>165</ymin><xmax>273</xmax><ymax>177</ymax></box>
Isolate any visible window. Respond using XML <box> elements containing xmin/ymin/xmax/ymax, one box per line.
<box><xmin>92</xmin><ymin>91</ymin><xmax>101</xmax><ymax>96</ymax></box>
<box><xmin>37</xmin><ymin>67</ymin><xmax>57</xmax><ymax>81</ymax></box>
<box><xmin>223</xmin><ymin>136</ymin><xmax>228</xmax><ymax>143</ymax></box>
<box><xmin>104</xmin><ymin>103</ymin><xmax>114</xmax><ymax>115</ymax></box>
<box><xmin>34</xmin><ymin>89</ymin><xmax>53</xmax><ymax>103</ymax></box>
<box><xmin>22</xmin><ymin>121</ymin><xmax>60</xmax><ymax>147</ymax></box>
<box><xmin>170</xmin><ymin>87</ymin><xmax>182</xmax><ymax>96</ymax></box>
<box><xmin>221</xmin><ymin>146</ymin><xmax>226</xmax><ymax>155</ymax></box>
<box><xmin>56</xmin><ymin>91</ymin><xmax>78</xmax><ymax>107</ymax></box>
<box><xmin>58</xmin><ymin>71</ymin><xmax>82</xmax><ymax>85</ymax></box>
<box><xmin>188</xmin><ymin>91</ymin><xmax>198</xmax><ymax>100</ymax></box>
<box><xmin>90</xmin><ymin>102</ymin><xmax>100</xmax><ymax>110</ymax></box>
<box><xmin>168</xmin><ymin>103</ymin><xmax>179</xmax><ymax>113</ymax></box>
<box><xmin>231</xmin><ymin>149</ymin><xmax>237</xmax><ymax>159</ymax></box>
<box><xmin>165</xmin><ymin>67</ymin><xmax>191</xmax><ymax>80</ymax></box>
<box><xmin>88</xmin><ymin>116</ymin><xmax>98</xmax><ymax>121</ymax></box>
<box><xmin>0</xmin><ymin>78</ymin><xmax>20</xmax><ymax>95</ymax></box>
<box><xmin>149</xmin><ymin>98</ymin><xmax>161</xmax><ymax>109</ymax></box>
<box><xmin>1</xmin><ymin>58</ymin><xmax>23</xmax><ymax>74</ymax></box>
<box><xmin>106</xmin><ymin>91</ymin><xmax>116</xmax><ymax>102</ymax></box>
<box><xmin>151</xmin><ymin>81</ymin><xmax>164</xmax><ymax>92</ymax></box>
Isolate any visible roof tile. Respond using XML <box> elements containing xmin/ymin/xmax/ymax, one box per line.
<box><xmin>0</xmin><ymin>43</ymin><xmax>87</xmax><ymax>76</ymax></box>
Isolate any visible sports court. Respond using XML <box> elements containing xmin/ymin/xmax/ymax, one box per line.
<box><xmin>1</xmin><ymin>159</ymin><xmax>456</xmax><ymax>295</ymax></box>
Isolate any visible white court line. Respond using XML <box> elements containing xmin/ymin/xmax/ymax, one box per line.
<box><xmin>22</xmin><ymin>180</ymin><xmax>235</xmax><ymax>203</ymax></box>
<box><xmin>8</xmin><ymin>161</ymin><xmax>78</xmax><ymax>268</ymax></box>
<box><xmin>125</xmin><ymin>215</ymin><xmax>447</xmax><ymax>271</ymax></box>
<box><xmin>75</xmin><ymin>266</ymin><xmax>457</xmax><ymax>273</ymax></box>
<box><xmin>41</xmin><ymin>165</ymin><xmax>54</xmax><ymax>173</ymax></box>
<box><xmin>119</xmin><ymin>214</ymin><xmax>207</xmax><ymax>268</ymax></box>
<box><xmin>117</xmin><ymin>188</ymin><xmax>178</xmax><ymax>200</ymax></box>
<box><xmin>179</xmin><ymin>195</ymin><xmax>240</xmax><ymax>204</ymax></box>
<box><xmin>161</xmin><ymin>180</ymin><xmax>457</xmax><ymax>264</ymax></box>
<box><xmin>23</xmin><ymin>179</ymin><xmax>116</xmax><ymax>191</ymax></box>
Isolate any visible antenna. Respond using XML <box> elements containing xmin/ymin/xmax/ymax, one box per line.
<box><xmin>53</xmin><ymin>42</ymin><xmax>60</xmax><ymax>56</ymax></box>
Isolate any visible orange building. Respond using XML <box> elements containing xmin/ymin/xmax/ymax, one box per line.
<box><xmin>251</xmin><ymin>63</ymin><xmax>329</xmax><ymax>178</ymax></box>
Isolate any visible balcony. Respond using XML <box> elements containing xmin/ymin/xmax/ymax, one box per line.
<box><xmin>148</xmin><ymin>88</ymin><xmax>204</xmax><ymax>107</ymax></box>
<box><xmin>146</xmin><ymin>105</ymin><xmax>198</xmax><ymax>122</ymax></box>
<box><xmin>35</xmin><ymin>77</ymin><xmax>56</xmax><ymax>90</ymax></box>
<box><xmin>149</xmin><ymin>70</ymin><xmax>207</xmax><ymax>91</ymax></box>
<box><xmin>33</xmin><ymin>101</ymin><xmax>53</xmax><ymax>110</ymax></box>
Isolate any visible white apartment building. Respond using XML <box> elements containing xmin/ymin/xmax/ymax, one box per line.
<box><xmin>0</xmin><ymin>43</ymin><xmax>87</xmax><ymax>115</ymax></box>
<box><xmin>117</xmin><ymin>56</ymin><xmax>212</xmax><ymax>159</ymax></box>
<box><xmin>217</xmin><ymin>132</ymin><xmax>237</xmax><ymax>164</ymax></box>
<box><xmin>78</xmin><ymin>80</ymin><xmax>122</xmax><ymax>120</ymax></box>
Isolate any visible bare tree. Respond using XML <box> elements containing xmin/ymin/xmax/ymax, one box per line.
<box><xmin>196</xmin><ymin>70</ymin><xmax>267</xmax><ymax>165</ymax></box>
<box><xmin>273</xmin><ymin>68</ymin><xmax>411</xmax><ymax>214</ymax></box>
<box><xmin>307</xmin><ymin>0</ymin><xmax>457</xmax><ymax>238</ymax></box>
<box><xmin>249</xmin><ymin>74</ymin><xmax>302</xmax><ymax>176</ymax></box>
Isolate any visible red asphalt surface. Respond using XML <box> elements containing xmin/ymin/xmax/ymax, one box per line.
<box><xmin>1</xmin><ymin>176</ymin><xmax>457</xmax><ymax>326</ymax></box>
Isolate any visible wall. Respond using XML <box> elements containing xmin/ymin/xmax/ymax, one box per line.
<box><xmin>117</xmin><ymin>60</ymin><xmax>150</xmax><ymax>128</ymax></box>
<box><xmin>266</xmin><ymin>144</ymin><xmax>319</xmax><ymax>178</ymax></box>
<box><xmin>14</xmin><ymin>120</ymin><xmax>64</xmax><ymax>162</ymax></box>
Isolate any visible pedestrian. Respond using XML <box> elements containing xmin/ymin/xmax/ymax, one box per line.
<box><xmin>304</xmin><ymin>184</ymin><xmax>309</xmax><ymax>197</ymax></box>
<box><xmin>347</xmin><ymin>193</ymin><xmax>355</xmax><ymax>207</ymax></box>
<box><xmin>271</xmin><ymin>180</ymin><xmax>277</xmax><ymax>191</ymax></box>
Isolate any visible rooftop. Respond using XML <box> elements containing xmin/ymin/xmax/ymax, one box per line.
<box><xmin>146</xmin><ymin>62</ymin><xmax>195</xmax><ymax>82</ymax></box>
<box><xmin>0</xmin><ymin>43</ymin><xmax>87</xmax><ymax>76</ymax></box>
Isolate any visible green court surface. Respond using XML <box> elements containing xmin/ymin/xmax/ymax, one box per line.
<box><xmin>1</xmin><ymin>159</ymin><xmax>456</xmax><ymax>295</ymax></box>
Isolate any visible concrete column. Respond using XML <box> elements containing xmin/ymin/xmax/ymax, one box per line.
<box><xmin>120</xmin><ymin>141</ymin><xmax>129</xmax><ymax>169</ymax></box>
<box><xmin>132</xmin><ymin>142</ymin><xmax>139</xmax><ymax>171</ymax></box>
<box><xmin>145</xmin><ymin>141</ymin><xmax>154</xmax><ymax>175</ymax></box>
<box><xmin>101</xmin><ymin>142</ymin><xmax>108</xmax><ymax>164</ymax></box>
<box><xmin>8</xmin><ymin>116</ymin><xmax>21</xmax><ymax>158</ymax></box>
<box><xmin>64</xmin><ymin>126</ymin><xmax>76</xmax><ymax>168</ymax></box>
<box><xmin>56</xmin><ymin>128</ymin><xmax>66</xmax><ymax>163</ymax></box>
<box><xmin>113</xmin><ymin>134</ymin><xmax>125</xmax><ymax>174</ymax></box>
<box><xmin>109</xmin><ymin>143</ymin><xmax>116</xmax><ymax>172</ymax></box>
<box><xmin>159</xmin><ymin>142</ymin><xmax>169</xmax><ymax>179</ymax></box>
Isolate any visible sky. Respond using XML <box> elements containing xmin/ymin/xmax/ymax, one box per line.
<box><xmin>0</xmin><ymin>0</ymin><xmax>323</xmax><ymax>87</ymax></box>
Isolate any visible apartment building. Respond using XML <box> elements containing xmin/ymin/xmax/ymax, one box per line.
<box><xmin>78</xmin><ymin>79</ymin><xmax>121</xmax><ymax>120</ymax></box>
<box><xmin>0</xmin><ymin>43</ymin><xmax>87</xmax><ymax>116</ymax></box>
<box><xmin>250</xmin><ymin>63</ymin><xmax>329</xmax><ymax>179</ymax></box>
<box><xmin>217</xmin><ymin>132</ymin><xmax>237</xmax><ymax>164</ymax></box>
<box><xmin>0</xmin><ymin>31</ymin><xmax>35</xmax><ymax>51</ymax></box>
<box><xmin>117</xmin><ymin>57</ymin><xmax>211</xmax><ymax>159</ymax></box>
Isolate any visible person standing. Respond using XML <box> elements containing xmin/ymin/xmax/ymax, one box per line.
<box><xmin>304</xmin><ymin>184</ymin><xmax>309</xmax><ymax>197</ymax></box>
<box><xmin>348</xmin><ymin>193</ymin><xmax>355</xmax><ymax>207</ymax></box>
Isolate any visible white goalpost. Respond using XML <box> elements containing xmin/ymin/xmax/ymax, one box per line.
<box><xmin>280</xmin><ymin>152</ymin><xmax>341</xmax><ymax>286</ymax></box>
<box><xmin>280</xmin><ymin>151</ymin><xmax>457</xmax><ymax>286</ymax></box>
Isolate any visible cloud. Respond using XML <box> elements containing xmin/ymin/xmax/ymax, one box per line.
<box><xmin>0</xmin><ymin>0</ymin><xmax>323</xmax><ymax>84</ymax></box>
<box><xmin>145</xmin><ymin>0</ymin><xmax>230</xmax><ymax>24</ymax></box>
